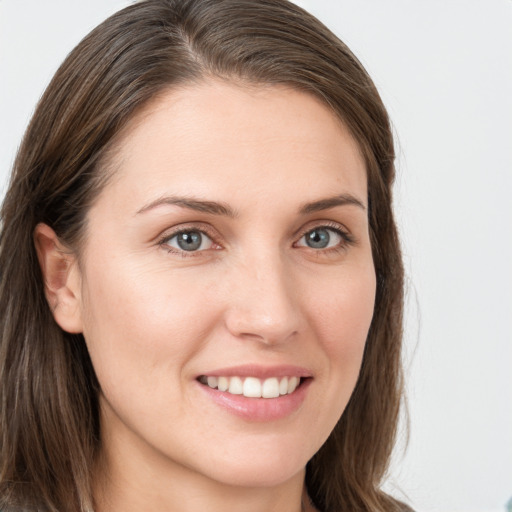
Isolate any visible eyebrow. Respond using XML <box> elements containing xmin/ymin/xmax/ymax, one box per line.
<box><xmin>299</xmin><ymin>194</ymin><xmax>366</xmax><ymax>214</ymax></box>
<box><xmin>136</xmin><ymin>193</ymin><xmax>366</xmax><ymax>217</ymax></box>
<box><xmin>136</xmin><ymin>196</ymin><xmax>237</xmax><ymax>217</ymax></box>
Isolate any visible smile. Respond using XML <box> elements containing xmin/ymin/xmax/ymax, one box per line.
<box><xmin>198</xmin><ymin>375</ymin><xmax>301</xmax><ymax>398</ymax></box>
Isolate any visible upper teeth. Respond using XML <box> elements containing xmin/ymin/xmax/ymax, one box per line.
<box><xmin>200</xmin><ymin>376</ymin><xmax>300</xmax><ymax>398</ymax></box>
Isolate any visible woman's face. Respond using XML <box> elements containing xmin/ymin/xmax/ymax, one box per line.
<box><xmin>72</xmin><ymin>82</ymin><xmax>376</xmax><ymax>488</ymax></box>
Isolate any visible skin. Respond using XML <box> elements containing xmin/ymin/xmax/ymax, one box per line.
<box><xmin>36</xmin><ymin>81</ymin><xmax>376</xmax><ymax>512</ymax></box>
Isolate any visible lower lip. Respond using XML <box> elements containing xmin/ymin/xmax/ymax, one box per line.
<box><xmin>197</xmin><ymin>379</ymin><xmax>311</xmax><ymax>422</ymax></box>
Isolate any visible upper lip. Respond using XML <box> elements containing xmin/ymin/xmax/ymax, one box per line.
<box><xmin>197</xmin><ymin>364</ymin><xmax>313</xmax><ymax>379</ymax></box>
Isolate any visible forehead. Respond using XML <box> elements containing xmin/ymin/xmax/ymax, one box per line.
<box><xmin>100</xmin><ymin>80</ymin><xmax>367</xmax><ymax>210</ymax></box>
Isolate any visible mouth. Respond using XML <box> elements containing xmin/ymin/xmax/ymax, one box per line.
<box><xmin>196</xmin><ymin>367</ymin><xmax>312</xmax><ymax>421</ymax></box>
<box><xmin>198</xmin><ymin>375</ymin><xmax>303</xmax><ymax>399</ymax></box>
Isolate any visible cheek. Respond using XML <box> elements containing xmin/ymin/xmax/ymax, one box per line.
<box><xmin>310</xmin><ymin>263</ymin><xmax>376</xmax><ymax>351</ymax></box>
<box><xmin>310</xmin><ymin>263</ymin><xmax>376</xmax><ymax>395</ymax></box>
<box><xmin>292</xmin><ymin>263</ymin><xmax>375</xmax><ymax>449</ymax></box>
<box><xmin>79</xmin><ymin>260</ymin><xmax>219</xmax><ymax>397</ymax></box>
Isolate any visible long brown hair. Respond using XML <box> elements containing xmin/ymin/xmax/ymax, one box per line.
<box><xmin>0</xmin><ymin>1</ymin><xmax>406</xmax><ymax>510</ymax></box>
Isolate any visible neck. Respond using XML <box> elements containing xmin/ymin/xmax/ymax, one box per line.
<box><xmin>93</xmin><ymin>410</ymin><xmax>313</xmax><ymax>512</ymax></box>
<box><xmin>94</xmin><ymin>460</ymin><xmax>307</xmax><ymax>512</ymax></box>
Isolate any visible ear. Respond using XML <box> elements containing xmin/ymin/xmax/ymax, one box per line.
<box><xmin>34</xmin><ymin>223</ymin><xmax>84</xmax><ymax>334</ymax></box>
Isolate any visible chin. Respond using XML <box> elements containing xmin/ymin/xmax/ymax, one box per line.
<box><xmin>208</xmin><ymin>458</ymin><xmax>306</xmax><ymax>488</ymax></box>
<box><xmin>189</xmin><ymin>434</ymin><xmax>315</xmax><ymax>488</ymax></box>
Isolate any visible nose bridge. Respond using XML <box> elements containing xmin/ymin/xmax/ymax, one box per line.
<box><xmin>224</xmin><ymin>249</ymin><xmax>300</xmax><ymax>344</ymax></box>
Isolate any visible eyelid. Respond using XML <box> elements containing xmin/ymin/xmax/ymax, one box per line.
<box><xmin>156</xmin><ymin>220</ymin><xmax>355</xmax><ymax>257</ymax></box>
<box><xmin>157</xmin><ymin>222</ymin><xmax>223</xmax><ymax>255</ymax></box>
<box><xmin>293</xmin><ymin>221</ymin><xmax>356</xmax><ymax>253</ymax></box>
<box><xmin>294</xmin><ymin>220</ymin><xmax>354</xmax><ymax>242</ymax></box>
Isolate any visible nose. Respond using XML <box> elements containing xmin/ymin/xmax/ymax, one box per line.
<box><xmin>223</xmin><ymin>254</ymin><xmax>301</xmax><ymax>346</ymax></box>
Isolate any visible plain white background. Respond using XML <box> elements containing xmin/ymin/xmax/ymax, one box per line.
<box><xmin>0</xmin><ymin>1</ymin><xmax>511</xmax><ymax>511</ymax></box>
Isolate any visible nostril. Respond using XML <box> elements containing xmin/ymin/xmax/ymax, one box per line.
<box><xmin>224</xmin><ymin>307</ymin><xmax>300</xmax><ymax>346</ymax></box>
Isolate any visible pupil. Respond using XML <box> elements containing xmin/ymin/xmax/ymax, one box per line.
<box><xmin>177</xmin><ymin>231</ymin><xmax>202</xmax><ymax>251</ymax></box>
<box><xmin>307</xmin><ymin>229</ymin><xmax>329</xmax><ymax>249</ymax></box>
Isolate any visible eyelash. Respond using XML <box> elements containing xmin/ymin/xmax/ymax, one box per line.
<box><xmin>295</xmin><ymin>222</ymin><xmax>355</xmax><ymax>253</ymax></box>
<box><xmin>158</xmin><ymin>224</ymin><xmax>219</xmax><ymax>257</ymax></box>
<box><xmin>157</xmin><ymin>221</ymin><xmax>355</xmax><ymax>257</ymax></box>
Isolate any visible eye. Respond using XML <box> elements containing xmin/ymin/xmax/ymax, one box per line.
<box><xmin>164</xmin><ymin>230</ymin><xmax>214</xmax><ymax>252</ymax></box>
<box><xmin>296</xmin><ymin>227</ymin><xmax>347</xmax><ymax>250</ymax></box>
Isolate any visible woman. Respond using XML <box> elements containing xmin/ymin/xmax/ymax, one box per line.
<box><xmin>0</xmin><ymin>0</ymin><xmax>407</xmax><ymax>511</ymax></box>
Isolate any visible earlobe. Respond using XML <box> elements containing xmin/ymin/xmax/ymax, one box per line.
<box><xmin>34</xmin><ymin>223</ymin><xmax>84</xmax><ymax>334</ymax></box>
